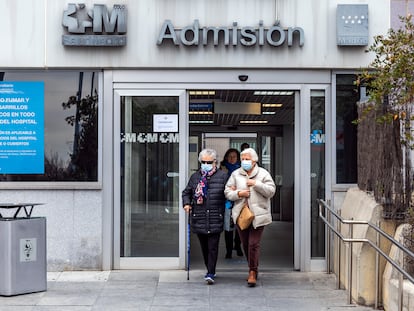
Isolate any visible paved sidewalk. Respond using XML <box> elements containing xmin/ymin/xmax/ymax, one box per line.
<box><xmin>0</xmin><ymin>270</ymin><xmax>374</xmax><ymax>311</ymax></box>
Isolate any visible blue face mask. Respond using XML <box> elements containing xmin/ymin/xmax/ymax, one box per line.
<box><xmin>201</xmin><ymin>163</ymin><xmax>213</xmax><ymax>172</ymax></box>
<box><xmin>241</xmin><ymin>160</ymin><xmax>253</xmax><ymax>171</ymax></box>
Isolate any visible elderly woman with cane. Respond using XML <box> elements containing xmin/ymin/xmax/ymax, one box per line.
<box><xmin>225</xmin><ymin>147</ymin><xmax>276</xmax><ymax>287</ymax></box>
<box><xmin>182</xmin><ymin>148</ymin><xmax>228</xmax><ymax>285</ymax></box>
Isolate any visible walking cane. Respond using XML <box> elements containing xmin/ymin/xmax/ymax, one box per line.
<box><xmin>187</xmin><ymin>211</ymin><xmax>191</xmax><ymax>280</ymax></box>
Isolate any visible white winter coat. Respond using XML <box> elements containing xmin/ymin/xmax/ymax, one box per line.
<box><xmin>224</xmin><ymin>165</ymin><xmax>276</xmax><ymax>229</ymax></box>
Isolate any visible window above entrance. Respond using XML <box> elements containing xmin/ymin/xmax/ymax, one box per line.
<box><xmin>189</xmin><ymin>89</ymin><xmax>294</xmax><ymax>127</ymax></box>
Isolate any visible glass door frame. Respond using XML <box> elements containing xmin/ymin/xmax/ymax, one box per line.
<box><xmin>299</xmin><ymin>84</ymin><xmax>332</xmax><ymax>271</ymax></box>
<box><xmin>105</xmin><ymin>70</ymin><xmax>332</xmax><ymax>272</ymax></box>
<box><xmin>113</xmin><ymin>89</ymin><xmax>187</xmax><ymax>269</ymax></box>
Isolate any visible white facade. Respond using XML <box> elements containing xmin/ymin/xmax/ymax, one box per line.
<box><xmin>1</xmin><ymin>0</ymin><xmax>389</xmax><ymax>69</ymax></box>
<box><xmin>0</xmin><ymin>0</ymin><xmax>390</xmax><ymax>272</ymax></box>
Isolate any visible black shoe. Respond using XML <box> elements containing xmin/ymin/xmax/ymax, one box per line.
<box><xmin>225</xmin><ymin>251</ymin><xmax>232</xmax><ymax>259</ymax></box>
<box><xmin>236</xmin><ymin>248</ymin><xmax>243</xmax><ymax>257</ymax></box>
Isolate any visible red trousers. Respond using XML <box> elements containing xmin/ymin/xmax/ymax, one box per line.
<box><xmin>236</xmin><ymin>224</ymin><xmax>264</xmax><ymax>273</ymax></box>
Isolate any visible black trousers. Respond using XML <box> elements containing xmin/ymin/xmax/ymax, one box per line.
<box><xmin>197</xmin><ymin>232</ymin><xmax>221</xmax><ymax>275</ymax></box>
<box><xmin>224</xmin><ymin>230</ymin><xmax>242</xmax><ymax>253</ymax></box>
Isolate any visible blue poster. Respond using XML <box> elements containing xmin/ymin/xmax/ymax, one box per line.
<box><xmin>0</xmin><ymin>82</ymin><xmax>44</xmax><ymax>174</ymax></box>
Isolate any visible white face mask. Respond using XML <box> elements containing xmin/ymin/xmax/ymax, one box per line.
<box><xmin>241</xmin><ymin>160</ymin><xmax>253</xmax><ymax>171</ymax></box>
<box><xmin>201</xmin><ymin>163</ymin><xmax>213</xmax><ymax>172</ymax></box>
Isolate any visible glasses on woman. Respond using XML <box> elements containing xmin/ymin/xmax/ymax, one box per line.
<box><xmin>201</xmin><ymin>160</ymin><xmax>214</xmax><ymax>164</ymax></box>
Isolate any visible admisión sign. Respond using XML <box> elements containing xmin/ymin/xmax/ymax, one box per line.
<box><xmin>157</xmin><ymin>19</ymin><xmax>304</xmax><ymax>47</ymax></box>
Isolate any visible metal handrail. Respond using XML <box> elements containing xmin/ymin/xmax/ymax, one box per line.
<box><xmin>318</xmin><ymin>199</ymin><xmax>414</xmax><ymax>311</ymax></box>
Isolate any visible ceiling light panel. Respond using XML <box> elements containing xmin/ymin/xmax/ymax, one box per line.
<box><xmin>253</xmin><ymin>91</ymin><xmax>294</xmax><ymax>96</ymax></box>
<box><xmin>189</xmin><ymin>90</ymin><xmax>216</xmax><ymax>95</ymax></box>
<box><xmin>240</xmin><ymin>120</ymin><xmax>268</xmax><ymax>124</ymax></box>
<box><xmin>189</xmin><ymin>120</ymin><xmax>214</xmax><ymax>124</ymax></box>
<box><xmin>262</xmin><ymin>103</ymin><xmax>283</xmax><ymax>107</ymax></box>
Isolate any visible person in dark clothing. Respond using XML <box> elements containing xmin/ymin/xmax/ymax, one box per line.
<box><xmin>240</xmin><ymin>142</ymin><xmax>250</xmax><ymax>151</ymax></box>
<box><xmin>220</xmin><ymin>148</ymin><xmax>243</xmax><ymax>259</ymax></box>
<box><xmin>182</xmin><ymin>148</ymin><xmax>228</xmax><ymax>285</ymax></box>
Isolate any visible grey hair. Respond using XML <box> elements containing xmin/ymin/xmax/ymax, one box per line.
<box><xmin>240</xmin><ymin>147</ymin><xmax>259</xmax><ymax>162</ymax></box>
<box><xmin>198</xmin><ymin>148</ymin><xmax>217</xmax><ymax>162</ymax></box>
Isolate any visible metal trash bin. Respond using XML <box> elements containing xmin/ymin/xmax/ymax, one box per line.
<box><xmin>0</xmin><ymin>203</ymin><xmax>46</xmax><ymax>296</ymax></box>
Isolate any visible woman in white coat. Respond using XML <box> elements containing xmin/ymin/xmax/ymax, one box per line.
<box><xmin>224</xmin><ymin>148</ymin><xmax>276</xmax><ymax>287</ymax></box>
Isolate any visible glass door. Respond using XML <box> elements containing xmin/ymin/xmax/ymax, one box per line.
<box><xmin>298</xmin><ymin>85</ymin><xmax>330</xmax><ymax>271</ymax></box>
<box><xmin>310</xmin><ymin>90</ymin><xmax>326</xmax><ymax>259</ymax></box>
<box><xmin>114</xmin><ymin>90</ymin><xmax>186</xmax><ymax>269</ymax></box>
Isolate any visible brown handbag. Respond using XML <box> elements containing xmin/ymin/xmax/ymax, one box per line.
<box><xmin>237</xmin><ymin>203</ymin><xmax>255</xmax><ymax>230</ymax></box>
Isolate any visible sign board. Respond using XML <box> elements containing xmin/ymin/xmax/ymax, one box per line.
<box><xmin>157</xmin><ymin>20</ymin><xmax>304</xmax><ymax>47</ymax></box>
<box><xmin>337</xmin><ymin>4</ymin><xmax>369</xmax><ymax>46</ymax></box>
<box><xmin>153</xmin><ymin>114</ymin><xmax>178</xmax><ymax>132</ymax></box>
<box><xmin>0</xmin><ymin>82</ymin><xmax>44</xmax><ymax>174</ymax></box>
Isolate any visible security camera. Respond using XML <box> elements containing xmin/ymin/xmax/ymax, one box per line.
<box><xmin>238</xmin><ymin>75</ymin><xmax>248</xmax><ymax>82</ymax></box>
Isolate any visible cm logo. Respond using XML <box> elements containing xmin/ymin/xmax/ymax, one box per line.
<box><xmin>62</xmin><ymin>4</ymin><xmax>127</xmax><ymax>46</ymax></box>
<box><xmin>310</xmin><ymin>130</ymin><xmax>325</xmax><ymax>145</ymax></box>
<box><xmin>63</xmin><ymin>4</ymin><xmax>127</xmax><ymax>33</ymax></box>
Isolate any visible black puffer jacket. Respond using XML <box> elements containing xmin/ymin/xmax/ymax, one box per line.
<box><xmin>182</xmin><ymin>169</ymin><xmax>228</xmax><ymax>234</ymax></box>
